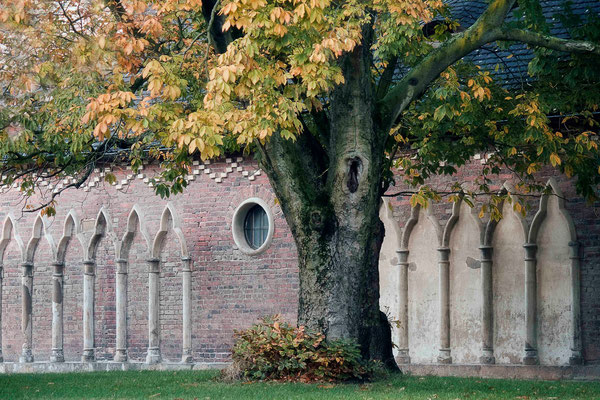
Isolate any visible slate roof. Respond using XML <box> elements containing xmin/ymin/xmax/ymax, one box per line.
<box><xmin>448</xmin><ymin>0</ymin><xmax>600</xmax><ymax>86</ymax></box>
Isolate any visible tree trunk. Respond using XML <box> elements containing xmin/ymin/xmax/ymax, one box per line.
<box><xmin>257</xmin><ymin>28</ymin><xmax>397</xmax><ymax>368</ymax></box>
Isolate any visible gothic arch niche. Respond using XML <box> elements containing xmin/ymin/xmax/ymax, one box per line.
<box><xmin>151</xmin><ymin>204</ymin><xmax>191</xmax><ymax>363</ymax></box>
<box><xmin>0</xmin><ymin>215</ymin><xmax>25</xmax><ymax>361</ymax></box>
<box><xmin>488</xmin><ymin>191</ymin><xmax>528</xmax><ymax>364</ymax></box>
<box><xmin>530</xmin><ymin>179</ymin><xmax>575</xmax><ymax>365</ymax></box>
<box><xmin>120</xmin><ymin>205</ymin><xmax>151</xmax><ymax>361</ymax></box>
<box><xmin>406</xmin><ymin>206</ymin><xmax>441</xmax><ymax>363</ymax></box>
<box><xmin>59</xmin><ymin>211</ymin><xmax>85</xmax><ymax>361</ymax></box>
<box><xmin>378</xmin><ymin>199</ymin><xmax>401</xmax><ymax>357</ymax></box>
<box><xmin>28</xmin><ymin>214</ymin><xmax>56</xmax><ymax>360</ymax></box>
<box><xmin>87</xmin><ymin>208</ymin><xmax>118</xmax><ymax>360</ymax></box>
<box><xmin>446</xmin><ymin>201</ymin><xmax>484</xmax><ymax>364</ymax></box>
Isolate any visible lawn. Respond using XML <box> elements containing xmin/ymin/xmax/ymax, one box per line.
<box><xmin>0</xmin><ymin>369</ymin><xmax>599</xmax><ymax>399</ymax></box>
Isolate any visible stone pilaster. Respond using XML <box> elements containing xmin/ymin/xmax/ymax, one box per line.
<box><xmin>20</xmin><ymin>262</ymin><xmax>34</xmax><ymax>363</ymax></box>
<box><xmin>181</xmin><ymin>257</ymin><xmax>192</xmax><ymax>363</ymax></box>
<box><xmin>114</xmin><ymin>259</ymin><xmax>128</xmax><ymax>362</ymax></box>
<box><xmin>82</xmin><ymin>260</ymin><xmax>95</xmax><ymax>362</ymax></box>
<box><xmin>479</xmin><ymin>245</ymin><xmax>495</xmax><ymax>364</ymax></box>
<box><xmin>146</xmin><ymin>258</ymin><xmax>161</xmax><ymax>364</ymax></box>
<box><xmin>396</xmin><ymin>249</ymin><xmax>410</xmax><ymax>364</ymax></box>
<box><xmin>523</xmin><ymin>243</ymin><xmax>539</xmax><ymax>365</ymax></box>
<box><xmin>437</xmin><ymin>247</ymin><xmax>451</xmax><ymax>364</ymax></box>
<box><xmin>569</xmin><ymin>241</ymin><xmax>583</xmax><ymax>365</ymax></box>
<box><xmin>50</xmin><ymin>262</ymin><xmax>64</xmax><ymax>362</ymax></box>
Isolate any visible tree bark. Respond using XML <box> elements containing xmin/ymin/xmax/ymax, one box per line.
<box><xmin>258</xmin><ymin>28</ymin><xmax>396</xmax><ymax>368</ymax></box>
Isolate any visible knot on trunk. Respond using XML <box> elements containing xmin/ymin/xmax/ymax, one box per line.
<box><xmin>310</xmin><ymin>210</ymin><xmax>323</xmax><ymax>229</ymax></box>
<box><xmin>346</xmin><ymin>157</ymin><xmax>363</xmax><ymax>193</ymax></box>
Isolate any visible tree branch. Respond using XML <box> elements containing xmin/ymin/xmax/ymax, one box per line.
<box><xmin>376</xmin><ymin>56</ymin><xmax>398</xmax><ymax>100</ymax></box>
<box><xmin>378</xmin><ymin>0</ymin><xmax>518</xmax><ymax>130</ymax></box>
<box><xmin>379</xmin><ymin>0</ymin><xmax>600</xmax><ymax>133</ymax></box>
<box><xmin>495</xmin><ymin>27</ymin><xmax>600</xmax><ymax>56</ymax></box>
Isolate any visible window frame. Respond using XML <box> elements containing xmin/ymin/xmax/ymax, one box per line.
<box><xmin>231</xmin><ymin>198</ymin><xmax>275</xmax><ymax>255</ymax></box>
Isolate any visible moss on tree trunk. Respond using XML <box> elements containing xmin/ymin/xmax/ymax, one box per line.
<box><xmin>257</xmin><ymin>30</ymin><xmax>397</xmax><ymax>368</ymax></box>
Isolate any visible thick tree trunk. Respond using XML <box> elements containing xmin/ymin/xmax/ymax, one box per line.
<box><xmin>258</xmin><ymin>28</ymin><xmax>396</xmax><ymax>368</ymax></box>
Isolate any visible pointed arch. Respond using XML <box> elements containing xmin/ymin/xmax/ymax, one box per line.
<box><xmin>0</xmin><ymin>214</ymin><xmax>25</xmax><ymax>264</ymax></box>
<box><xmin>25</xmin><ymin>213</ymin><xmax>57</xmax><ymax>264</ymax></box>
<box><xmin>403</xmin><ymin>202</ymin><xmax>443</xmax><ymax>364</ymax></box>
<box><xmin>117</xmin><ymin>204</ymin><xmax>151</xmax><ymax>261</ymax></box>
<box><xmin>529</xmin><ymin>178</ymin><xmax>576</xmax><ymax>244</ymax></box>
<box><xmin>400</xmin><ymin>204</ymin><xmax>442</xmax><ymax>250</ymax></box>
<box><xmin>147</xmin><ymin>203</ymin><xmax>192</xmax><ymax>363</ymax></box>
<box><xmin>151</xmin><ymin>203</ymin><xmax>189</xmax><ymax>260</ymax></box>
<box><xmin>442</xmin><ymin>195</ymin><xmax>485</xmax><ymax>248</ymax></box>
<box><xmin>56</xmin><ymin>210</ymin><xmax>85</xmax><ymax>264</ymax></box>
<box><xmin>86</xmin><ymin>207</ymin><xmax>118</xmax><ymax>262</ymax></box>
<box><xmin>528</xmin><ymin>177</ymin><xmax>579</xmax><ymax>365</ymax></box>
<box><xmin>444</xmin><ymin>195</ymin><xmax>486</xmax><ymax>364</ymax></box>
<box><xmin>483</xmin><ymin>182</ymin><xmax>529</xmax><ymax>246</ymax></box>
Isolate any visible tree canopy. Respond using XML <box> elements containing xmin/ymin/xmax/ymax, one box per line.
<box><xmin>0</xmin><ymin>0</ymin><xmax>598</xmax><ymax>214</ymax></box>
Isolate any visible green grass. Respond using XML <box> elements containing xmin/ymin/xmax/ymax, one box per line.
<box><xmin>0</xmin><ymin>370</ymin><xmax>599</xmax><ymax>399</ymax></box>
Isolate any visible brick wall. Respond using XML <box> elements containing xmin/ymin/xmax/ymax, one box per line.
<box><xmin>0</xmin><ymin>157</ymin><xmax>597</xmax><ymax>364</ymax></box>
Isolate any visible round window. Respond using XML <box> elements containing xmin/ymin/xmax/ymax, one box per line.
<box><xmin>232</xmin><ymin>198</ymin><xmax>274</xmax><ymax>255</ymax></box>
<box><xmin>244</xmin><ymin>204</ymin><xmax>269</xmax><ymax>249</ymax></box>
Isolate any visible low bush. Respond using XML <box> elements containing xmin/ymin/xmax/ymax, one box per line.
<box><xmin>230</xmin><ymin>315</ymin><xmax>373</xmax><ymax>382</ymax></box>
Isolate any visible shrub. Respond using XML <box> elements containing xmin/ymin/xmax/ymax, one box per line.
<box><xmin>230</xmin><ymin>315</ymin><xmax>372</xmax><ymax>382</ymax></box>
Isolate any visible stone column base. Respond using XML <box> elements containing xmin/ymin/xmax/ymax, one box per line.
<box><xmin>19</xmin><ymin>348</ymin><xmax>34</xmax><ymax>363</ymax></box>
<box><xmin>569</xmin><ymin>356</ymin><xmax>583</xmax><ymax>365</ymax></box>
<box><xmin>82</xmin><ymin>349</ymin><xmax>95</xmax><ymax>362</ymax></box>
<box><xmin>479</xmin><ymin>349</ymin><xmax>496</xmax><ymax>365</ymax></box>
<box><xmin>50</xmin><ymin>349</ymin><xmax>64</xmax><ymax>363</ymax></box>
<box><xmin>395</xmin><ymin>349</ymin><xmax>411</xmax><ymax>365</ymax></box>
<box><xmin>437</xmin><ymin>349</ymin><xmax>452</xmax><ymax>364</ymax></box>
<box><xmin>146</xmin><ymin>348</ymin><xmax>161</xmax><ymax>364</ymax></box>
<box><xmin>181</xmin><ymin>351</ymin><xmax>193</xmax><ymax>364</ymax></box>
<box><xmin>522</xmin><ymin>349</ymin><xmax>539</xmax><ymax>365</ymax></box>
<box><xmin>114</xmin><ymin>349</ymin><xmax>128</xmax><ymax>363</ymax></box>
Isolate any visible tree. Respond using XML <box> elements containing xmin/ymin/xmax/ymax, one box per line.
<box><xmin>1</xmin><ymin>0</ymin><xmax>599</xmax><ymax>366</ymax></box>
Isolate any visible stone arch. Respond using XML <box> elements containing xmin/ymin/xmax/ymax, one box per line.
<box><xmin>56</xmin><ymin>210</ymin><xmax>85</xmax><ymax>265</ymax></box>
<box><xmin>118</xmin><ymin>205</ymin><xmax>151</xmax><ymax>261</ymax></box>
<box><xmin>114</xmin><ymin>205</ymin><xmax>152</xmax><ymax>362</ymax></box>
<box><xmin>146</xmin><ymin>203</ymin><xmax>192</xmax><ymax>363</ymax></box>
<box><xmin>56</xmin><ymin>210</ymin><xmax>86</xmax><ymax>362</ymax></box>
<box><xmin>0</xmin><ymin>214</ymin><xmax>25</xmax><ymax>362</ymax></box>
<box><xmin>25</xmin><ymin>214</ymin><xmax>56</xmax><ymax>264</ymax></box>
<box><xmin>403</xmin><ymin>204</ymin><xmax>442</xmax><ymax>364</ymax></box>
<box><xmin>528</xmin><ymin>178</ymin><xmax>579</xmax><ymax>365</ymax></box>
<box><xmin>378</xmin><ymin>199</ymin><xmax>402</xmax><ymax>358</ymax></box>
<box><xmin>86</xmin><ymin>208</ymin><xmax>118</xmax><ymax>262</ymax></box>
<box><xmin>24</xmin><ymin>214</ymin><xmax>57</xmax><ymax>362</ymax></box>
<box><xmin>444</xmin><ymin>197</ymin><xmax>485</xmax><ymax>364</ymax></box>
<box><xmin>151</xmin><ymin>203</ymin><xmax>189</xmax><ymax>260</ymax></box>
<box><xmin>84</xmin><ymin>208</ymin><xmax>118</xmax><ymax>361</ymax></box>
<box><xmin>485</xmin><ymin>183</ymin><xmax>529</xmax><ymax>364</ymax></box>
<box><xmin>0</xmin><ymin>214</ymin><xmax>25</xmax><ymax>263</ymax></box>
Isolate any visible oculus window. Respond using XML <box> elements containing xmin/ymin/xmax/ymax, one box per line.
<box><xmin>232</xmin><ymin>198</ymin><xmax>274</xmax><ymax>255</ymax></box>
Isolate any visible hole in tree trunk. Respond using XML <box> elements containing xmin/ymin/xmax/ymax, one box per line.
<box><xmin>346</xmin><ymin>157</ymin><xmax>362</xmax><ymax>193</ymax></box>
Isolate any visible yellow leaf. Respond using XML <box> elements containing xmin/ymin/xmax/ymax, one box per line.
<box><xmin>223</xmin><ymin>68</ymin><xmax>230</xmax><ymax>83</ymax></box>
<box><xmin>550</xmin><ymin>153</ymin><xmax>561</xmax><ymax>167</ymax></box>
<box><xmin>98</xmin><ymin>36</ymin><xmax>106</xmax><ymax>50</ymax></box>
